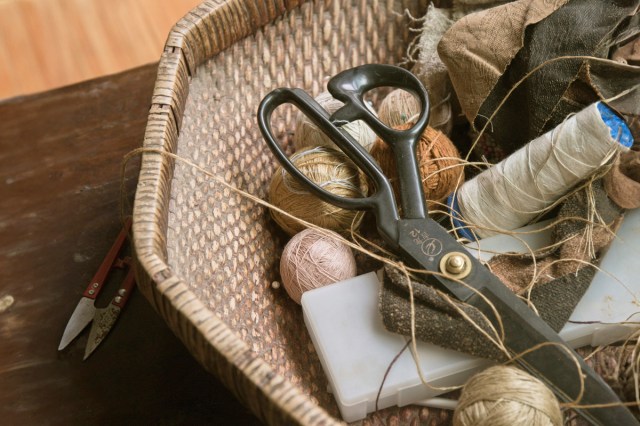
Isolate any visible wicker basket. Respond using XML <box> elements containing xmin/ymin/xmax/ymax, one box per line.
<box><xmin>132</xmin><ymin>1</ymin><xmax>449</xmax><ymax>424</ymax></box>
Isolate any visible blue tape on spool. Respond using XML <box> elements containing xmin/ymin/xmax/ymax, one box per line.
<box><xmin>597</xmin><ymin>102</ymin><xmax>634</xmax><ymax>148</ymax></box>
<box><xmin>447</xmin><ymin>194</ymin><xmax>476</xmax><ymax>241</ymax></box>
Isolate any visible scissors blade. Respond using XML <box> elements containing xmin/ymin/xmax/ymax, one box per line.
<box><xmin>83</xmin><ymin>268</ymin><xmax>135</xmax><ymax>360</ymax></box>
<box><xmin>396</xmin><ymin>219</ymin><xmax>637</xmax><ymax>425</ymax></box>
<box><xmin>83</xmin><ymin>303</ymin><xmax>122</xmax><ymax>360</ymax></box>
<box><xmin>58</xmin><ymin>297</ymin><xmax>96</xmax><ymax>350</ymax></box>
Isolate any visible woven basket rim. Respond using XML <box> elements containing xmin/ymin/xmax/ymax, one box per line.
<box><xmin>132</xmin><ymin>1</ymin><xmax>340</xmax><ymax>425</ymax></box>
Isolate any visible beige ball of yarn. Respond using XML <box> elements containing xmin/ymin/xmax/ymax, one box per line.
<box><xmin>370</xmin><ymin>122</ymin><xmax>464</xmax><ymax>208</ymax></box>
<box><xmin>378</xmin><ymin>89</ymin><xmax>421</xmax><ymax>128</ymax></box>
<box><xmin>293</xmin><ymin>91</ymin><xmax>378</xmax><ymax>152</ymax></box>
<box><xmin>280</xmin><ymin>228</ymin><xmax>357</xmax><ymax>304</ymax></box>
<box><xmin>453</xmin><ymin>366</ymin><xmax>563</xmax><ymax>426</ymax></box>
<box><xmin>268</xmin><ymin>147</ymin><xmax>368</xmax><ymax>236</ymax></box>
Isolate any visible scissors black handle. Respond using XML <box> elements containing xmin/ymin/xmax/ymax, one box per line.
<box><xmin>257</xmin><ymin>64</ymin><xmax>430</xmax><ymax>244</ymax></box>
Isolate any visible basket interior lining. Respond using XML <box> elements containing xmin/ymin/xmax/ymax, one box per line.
<box><xmin>167</xmin><ymin>0</ymin><xmax>429</xmax><ymax>421</ymax></box>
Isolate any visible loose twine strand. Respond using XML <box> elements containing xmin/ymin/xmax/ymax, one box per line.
<box><xmin>119</xmin><ymin>55</ymin><xmax>640</xmax><ymax>414</ymax></box>
<box><xmin>120</xmin><ymin>145</ymin><xmax>636</xmax><ymax>412</ymax></box>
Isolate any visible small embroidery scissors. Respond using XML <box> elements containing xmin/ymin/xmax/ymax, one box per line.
<box><xmin>58</xmin><ymin>218</ymin><xmax>135</xmax><ymax>360</ymax></box>
<box><xmin>257</xmin><ymin>64</ymin><xmax>637</xmax><ymax>425</ymax></box>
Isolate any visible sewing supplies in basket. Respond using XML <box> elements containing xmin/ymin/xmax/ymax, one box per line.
<box><xmin>255</xmin><ymin>1</ymin><xmax>640</xmax><ymax>422</ymax></box>
<box><xmin>280</xmin><ymin>228</ymin><xmax>356</xmax><ymax>304</ymax></box>
<box><xmin>268</xmin><ymin>87</ymin><xmax>465</xmax><ymax>304</ymax></box>
<box><xmin>258</xmin><ymin>63</ymin><xmax>640</xmax><ymax>425</ymax></box>
<box><xmin>449</xmin><ymin>102</ymin><xmax>634</xmax><ymax>240</ymax></box>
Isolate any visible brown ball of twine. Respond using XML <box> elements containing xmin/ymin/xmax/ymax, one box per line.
<box><xmin>280</xmin><ymin>228</ymin><xmax>357</xmax><ymax>304</ymax></box>
<box><xmin>453</xmin><ymin>366</ymin><xmax>563</xmax><ymax>426</ymax></box>
<box><xmin>378</xmin><ymin>89</ymin><xmax>421</xmax><ymax>128</ymax></box>
<box><xmin>268</xmin><ymin>146</ymin><xmax>368</xmax><ymax>236</ymax></box>
<box><xmin>370</xmin><ymin>122</ymin><xmax>464</xmax><ymax>209</ymax></box>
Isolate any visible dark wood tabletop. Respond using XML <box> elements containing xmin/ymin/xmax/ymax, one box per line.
<box><xmin>0</xmin><ymin>64</ymin><xmax>260</xmax><ymax>425</ymax></box>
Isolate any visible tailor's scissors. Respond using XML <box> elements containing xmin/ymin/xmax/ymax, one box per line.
<box><xmin>257</xmin><ymin>64</ymin><xmax>638</xmax><ymax>425</ymax></box>
<box><xmin>58</xmin><ymin>218</ymin><xmax>136</xmax><ymax>360</ymax></box>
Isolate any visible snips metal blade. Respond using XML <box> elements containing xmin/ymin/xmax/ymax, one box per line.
<box><xmin>58</xmin><ymin>218</ymin><xmax>131</xmax><ymax>351</ymax></box>
<box><xmin>58</xmin><ymin>297</ymin><xmax>98</xmax><ymax>351</ymax></box>
<box><xmin>83</xmin><ymin>267</ymin><xmax>135</xmax><ymax>360</ymax></box>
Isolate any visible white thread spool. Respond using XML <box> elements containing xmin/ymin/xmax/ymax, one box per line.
<box><xmin>453</xmin><ymin>102</ymin><xmax>633</xmax><ymax>239</ymax></box>
<box><xmin>293</xmin><ymin>91</ymin><xmax>378</xmax><ymax>152</ymax></box>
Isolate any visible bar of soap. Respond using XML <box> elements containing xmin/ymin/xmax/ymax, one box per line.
<box><xmin>302</xmin><ymin>208</ymin><xmax>640</xmax><ymax>422</ymax></box>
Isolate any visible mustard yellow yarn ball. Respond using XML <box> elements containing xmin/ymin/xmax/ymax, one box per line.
<box><xmin>268</xmin><ymin>147</ymin><xmax>368</xmax><ymax>236</ymax></box>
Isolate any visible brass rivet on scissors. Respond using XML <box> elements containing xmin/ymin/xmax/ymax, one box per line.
<box><xmin>440</xmin><ymin>252</ymin><xmax>472</xmax><ymax>280</ymax></box>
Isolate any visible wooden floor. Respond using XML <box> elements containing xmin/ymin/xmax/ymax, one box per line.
<box><xmin>0</xmin><ymin>0</ymin><xmax>203</xmax><ymax>100</ymax></box>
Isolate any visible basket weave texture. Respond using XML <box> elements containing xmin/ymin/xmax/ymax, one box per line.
<box><xmin>132</xmin><ymin>1</ymin><xmax>451</xmax><ymax>424</ymax></box>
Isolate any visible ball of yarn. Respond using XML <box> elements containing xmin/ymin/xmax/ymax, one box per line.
<box><xmin>453</xmin><ymin>365</ymin><xmax>563</xmax><ymax>426</ymax></box>
<box><xmin>269</xmin><ymin>146</ymin><xmax>368</xmax><ymax>236</ymax></box>
<box><xmin>293</xmin><ymin>91</ymin><xmax>378</xmax><ymax>152</ymax></box>
<box><xmin>280</xmin><ymin>228</ymin><xmax>357</xmax><ymax>304</ymax></box>
<box><xmin>378</xmin><ymin>89</ymin><xmax>421</xmax><ymax>128</ymax></box>
<box><xmin>370</xmin><ymin>122</ymin><xmax>464</xmax><ymax>208</ymax></box>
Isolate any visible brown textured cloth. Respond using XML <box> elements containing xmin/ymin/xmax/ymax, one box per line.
<box><xmin>438</xmin><ymin>0</ymin><xmax>640</xmax><ymax>155</ymax></box>
<box><xmin>380</xmin><ymin>265</ymin><xmax>508</xmax><ymax>361</ymax></box>
<box><xmin>380</xmin><ymin>181</ymin><xmax>623</xmax><ymax>359</ymax></box>
<box><xmin>604</xmin><ymin>150</ymin><xmax>640</xmax><ymax>209</ymax></box>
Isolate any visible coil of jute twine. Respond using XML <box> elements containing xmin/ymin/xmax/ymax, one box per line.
<box><xmin>453</xmin><ymin>365</ymin><xmax>563</xmax><ymax>426</ymax></box>
<box><xmin>268</xmin><ymin>146</ymin><xmax>368</xmax><ymax>236</ymax></box>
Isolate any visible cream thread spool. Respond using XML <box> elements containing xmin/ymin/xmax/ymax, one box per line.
<box><xmin>370</xmin><ymin>122</ymin><xmax>465</xmax><ymax>209</ymax></box>
<box><xmin>280</xmin><ymin>228</ymin><xmax>357</xmax><ymax>304</ymax></box>
<box><xmin>451</xmin><ymin>102</ymin><xmax>633</xmax><ymax>239</ymax></box>
<box><xmin>453</xmin><ymin>365</ymin><xmax>563</xmax><ymax>426</ymax></box>
<box><xmin>293</xmin><ymin>91</ymin><xmax>378</xmax><ymax>152</ymax></box>
<box><xmin>268</xmin><ymin>146</ymin><xmax>368</xmax><ymax>236</ymax></box>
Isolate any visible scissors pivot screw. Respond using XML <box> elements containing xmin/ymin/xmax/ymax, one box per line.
<box><xmin>440</xmin><ymin>252</ymin><xmax>472</xmax><ymax>280</ymax></box>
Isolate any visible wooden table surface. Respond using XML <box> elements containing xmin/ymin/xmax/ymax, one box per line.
<box><xmin>0</xmin><ymin>64</ymin><xmax>260</xmax><ymax>425</ymax></box>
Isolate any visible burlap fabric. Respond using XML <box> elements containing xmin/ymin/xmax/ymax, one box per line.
<box><xmin>439</xmin><ymin>0</ymin><xmax>640</xmax><ymax>156</ymax></box>
<box><xmin>605</xmin><ymin>150</ymin><xmax>640</xmax><ymax>209</ymax></box>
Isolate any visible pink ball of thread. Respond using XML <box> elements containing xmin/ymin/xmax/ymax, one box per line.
<box><xmin>280</xmin><ymin>228</ymin><xmax>357</xmax><ymax>304</ymax></box>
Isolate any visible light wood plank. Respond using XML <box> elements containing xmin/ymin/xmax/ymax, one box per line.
<box><xmin>0</xmin><ymin>0</ymin><xmax>203</xmax><ymax>99</ymax></box>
